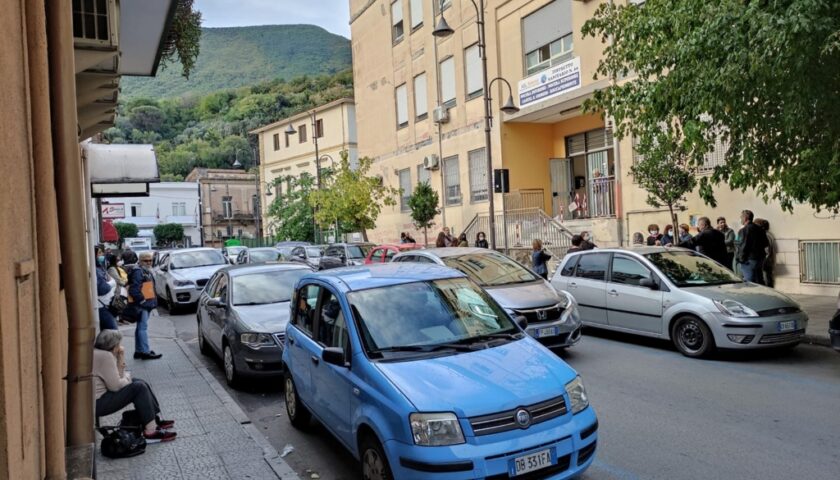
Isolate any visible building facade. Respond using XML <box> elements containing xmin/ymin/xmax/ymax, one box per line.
<box><xmin>186</xmin><ymin>168</ymin><xmax>259</xmax><ymax>247</ymax></box>
<box><xmin>251</xmin><ymin>98</ymin><xmax>358</xmax><ymax>238</ymax></box>
<box><xmin>350</xmin><ymin>0</ymin><xmax>840</xmax><ymax>295</ymax></box>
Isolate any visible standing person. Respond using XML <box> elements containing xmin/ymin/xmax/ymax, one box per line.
<box><xmin>660</xmin><ymin>225</ymin><xmax>675</xmax><ymax>246</ymax></box>
<box><xmin>678</xmin><ymin>217</ymin><xmax>728</xmax><ymax>266</ymax></box>
<box><xmin>457</xmin><ymin>233</ymin><xmax>469</xmax><ymax>247</ymax></box>
<box><xmin>736</xmin><ymin>210</ymin><xmax>769</xmax><ymax>284</ymax></box>
<box><xmin>106</xmin><ymin>253</ymin><xmax>127</xmax><ymax>288</ymax></box>
<box><xmin>757</xmin><ymin>219</ymin><xmax>776</xmax><ymax>288</ymax></box>
<box><xmin>96</xmin><ymin>248</ymin><xmax>118</xmax><ymax>331</ymax></box>
<box><xmin>400</xmin><ymin>232</ymin><xmax>409</xmax><ymax>244</ymax></box>
<box><xmin>404</xmin><ymin>232</ymin><xmax>416</xmax><ymax>244</ymax></box>
<box><xmin>632</xmin><ymin>232</ymin><xmax>645</xmax><ymax>246</ymax></box>
<box><xmin>646</xmin><ymin>224</ymin><xmax>663</xmax><ymax>246</ymax></box>
<box><xmin>580</xmin><ymin>231</ymin><xmax>597</xmax><ymax>250</ymax></box>
<box><xmin>435</xmin><ymin>231</ymin><xmax>447</xmax><ymax>248</ymax></box>
<box><xmin>443</xmin><ymin>227</ymin><xmax>455</xmax><ymax>247</ymax></box>
<box><xmin>717</xmin><ymin>217</ymin><xmax>736</xmax><ymax>269</ymax></box>
<box><xmin>475</xmin><ymin>232</ymin><xmax>489</xmax><ymax>248</ymax></box>
<box><xmin>531</xmin><ymin>239</ymin><xmax>552</xmax><ymax>280</ymax></box>
<box><xmin>567</xmin><ymin>235</ymin><xmax>584</xmax><ymax>253</ymax></box>
<box><xmin>678</xmin><ymin>224</ymin><xmax>693</xmax><ymax>244</ymax></box>
<box><xmin>125</xmin><ymin>251</ymin><xmax>162</xmax><ymax>360</ymax></box>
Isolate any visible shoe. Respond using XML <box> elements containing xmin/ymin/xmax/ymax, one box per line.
<box><xmin>133</xmin><ymin>351</ymin><xmax>163</xmax><ymax>360</ymax></box>
<box><xmin>143</xmin><ymin>429</ymin><xmax>177</xmax><ymax>442</ymax></box>
<box><xmin>156</xmin><ymin>417</ymin><xmax>175</xmax><ymax>429</ymax></box>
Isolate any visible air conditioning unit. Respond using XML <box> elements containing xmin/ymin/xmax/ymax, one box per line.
<box><xmin>433</xmin><ymin>105</ymin><xmax>450</xmax><ymax>124</ymax></box>
<box><xmin>423</xmin><ymin>154</ymin><xmax>440</xmax><ymax>170</ymax></box>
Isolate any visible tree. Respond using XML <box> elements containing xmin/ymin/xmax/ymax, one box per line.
<box><xmin>128</xmin><ymin>105</ymin><xmax>165</xmax><ymax>132</ymax></box>
<box><xmin>582</xmin><ymin>0</ymin><xmax>840</xmax><ymax>212</ymax></box>
<box><xmin>408</xmin><ymin>181</ymin><xmax>440</xmax><ymax>246</ymax></box>
<box><xmin>267</xmin><ymin>173</ymin><xmax>317</xmax><ymax>243</ymax></box>
<box><xmin>113</xmin><ymin>222</ymin><xmax>139</xmax><ymax>248</ymax></box>
<box><xmin>309</xmin><ymin>152</ymin><xmax>400</xmax><ymax>241</ymax></box>
<box><xmin>153</xmin><ymin>223</ymin><xmax>185</xmax><ymax>247</ymax></box>
<box><xmin>159</xmin><ymin>0</ymin><xmax>202</xmax><ymax>78</ymax></box>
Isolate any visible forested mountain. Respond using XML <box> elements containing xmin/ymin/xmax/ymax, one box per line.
<box><xmin>121</xmin><ymin>25</ymin><xmax>351</xmax><ymax>99</ymax></box>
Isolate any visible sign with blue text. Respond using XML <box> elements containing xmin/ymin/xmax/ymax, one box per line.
<box><xmin>518</xmin><ymin>57</ymin><xmax>581</xmax><ymax>108</ymax></box>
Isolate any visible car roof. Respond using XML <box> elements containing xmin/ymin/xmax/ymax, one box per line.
<box><xmin>224</xmin><ymin>262</ymin><xmax>313</xmax><ymax>276</ymax></box>
<box><xmin>168</xmin><ymin>247</ymin><xmax>221</xmax><ymax>254</ymax></box>
<box><xmin>276</xmin><ymin>241</ymin><xmax>310</xmax><ymax>247</ymax></box>
<box><xmin>302</xmin><ymin>263</ymin><xmax>465</xmax><ymax>292</ymax></box>
<box><xmin>401</xmin><ymin>247</ymin><xmax>489</xmax><ymax>258</ymax></box>
<box><xmin>564</xmin><ymin>246</ymin><xmax>694</xmax><ymax>257</ymax></box>
<box><xmin>328</xmin><ymin>242</ymin><xmax>375</xmax><ymax>247</ymax></box>
<box><xmin>248</xmin><ymin>247</ymin><xmax>281</xmax><ymax>252</ymax></box>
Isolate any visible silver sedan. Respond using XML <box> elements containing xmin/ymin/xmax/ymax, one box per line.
<box><xmin>552</xmin><ymin>247</ymin><xmax>808</xmax><ymax>357</ymax></box>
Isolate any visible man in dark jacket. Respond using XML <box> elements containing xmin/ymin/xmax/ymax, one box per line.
<box><xmin>736</xmin><ymin>210</ymin><xmax>769</xmax><ymax>285</ymax></box>
<box><xmin>678</xmin><ymin>217</ymin><xmax>728</xmax><ymax>267</ymax></box>
<box><xmin>125</xmin><ymin>250</ymin><xmax>161</xmax><ymax>359</ymax></box>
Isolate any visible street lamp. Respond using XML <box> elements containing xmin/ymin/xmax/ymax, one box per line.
<box><xmin>433</xmin><ymin>0</ymin><xmax>520</xmax><ymax>250</ymax></box>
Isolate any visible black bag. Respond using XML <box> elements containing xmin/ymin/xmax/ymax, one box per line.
<box><xmin>109</xmin><ymin>294</ymin><xmax>128</xmax><ymax>316</ymax></box>
<box><xmin>100</xmin><ymin>427</ymin><xmax>146</xmax><ymax>459</ymax></box>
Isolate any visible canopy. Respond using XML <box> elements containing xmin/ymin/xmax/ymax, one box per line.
<box><xmin>86</xmin><ymin>143</ymin><xmax>160</xmax><ymax>198</ymax></box>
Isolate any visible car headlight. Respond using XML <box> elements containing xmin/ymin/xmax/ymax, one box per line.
<box><xmin>714</xmin><ymin>299</ymin><xmax>758</xmax><ymax>318</ymax></box>
<box><xmin>409</xmin><ymin>412</ymin><xmax>465</xmax><ymax>446</ymax></box>
<box><xmin>240</xmin><ymin>333</ymin><xmax>276</xmax><ymax>348</ymax></box>
<box><xmin>565</xmin><ymin>376</ymin><xmax>589</xmax><ymax>414</ymax></box>
<box><xmin>173</xmin><ymin>279</ymin><xmax>194</xmax><ymax>287</ymax></box>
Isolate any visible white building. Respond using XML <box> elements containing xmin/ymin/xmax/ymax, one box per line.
<box><xmin>101</xmin><ymin>182</ymin><xmax>200</xmax><ymax>247</ymax></box>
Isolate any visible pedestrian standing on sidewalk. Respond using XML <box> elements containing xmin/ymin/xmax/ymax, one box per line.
<box><xmin>125</xmin><ymin>251</ymin><xmax>162</xmax><ymax>360</ymax></box>
<box><xmin>646</xmin><ymin>224</ymin><xmax>663</xmax><ymax>246</ymax></box>
<box><xmin>435</xmin><ymin>231</ymin><xmax>447</xmax><ymax>248</ymax></box>
<box><xmin>678</xmin><ymin>217</ymin><xmax>728</xmax><ymax>266</ymax></box>
<box><xmin>531</xmin><ymin>239</ymin><xmax>552</xmax><ymax>280</ymax></box>
<box><xmin>96</xmin><ymin>248</ymin><xmax>118</xmax><ymax>331</ymax></box>
<box><xmin>443</xmin><ymin>227</ymin><xmax>455</xmax><ymax>247</ymax></box>
<box><xmin>757</xmin><ymin>218</ymin><xmax>776</xmax><ymax>288</ymax></box>
<box><xmin>736</xmin><ymin>210</ymin><xmax>769</xmax><ymax>284</ymax></box>
<box><xmin>580</xmin><ymin>231</ymin><xmax>597</xmax><ymax>250</ymax></box>
<box><xmin>632</xmin><ymin>232</ymin><xmax>645</xmax><ymax>246</ymax></box>
<box><xmin>93</xmin><ymin>330</ymin><xmax>176</xmax><ymax>442</ymax></box>
<box><xmin>660</xmin><ymin>225</ymin><xmax>675</xmax><ymax>246</ymax></box>
<box><xmin>475</xmin><ymin>232</ymin><xmax>489</xmax><ymax>248</ymax></box>
<box><xmin>567</xmin><ymin>235</ymin><xmax>584</xmax><ymax>253</ymax></box>
<box><xmin>678</xmin><ymin>224</ymin><xmax>693</xmax><ymax>244</ymax></box>
<box><xmin>458</xmin><ymin>233</ymin><xmax>469</xmax><ymax>247</ymax></box>
<box><xmin>717</xmin><ymin>216</ymin><xmax>736</xmax><ymax>270</ymax></box>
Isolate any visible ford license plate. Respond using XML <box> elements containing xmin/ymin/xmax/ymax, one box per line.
<box><xmin>537</xmin><ymin>326</ymin><xmax>558</xmax><ymax>338</ymax></box>
<box><xmin>778</xmin><ymin>320</ymin><xmax>796</xmax><ymax>332</ymax></box>
<box><xmin>510</xmin><ymin>448</ymin><xmax>553</xmax><ymax>476</ymax></box>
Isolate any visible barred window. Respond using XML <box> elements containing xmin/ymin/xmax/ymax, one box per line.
<box><xmin>417</xmin><ymin>164</ymin><xmax>430</xmax><ymax>185</ymax></box>
<box><xmin>468</xmin><ymin>148</ymin><xmax>488</xmax><ymax>202</ymax></box>
<box><xmin>699</xmin><ymin>136</ymin><xmax>729</xmax><ymax>172</ymax></box>
<box><xmin>443</xmin><ymin>155</ymin><xmax>461</xmax><ymax>206</ymax></box>
<box><xmin>399</xmin><ymin>169</ymin><xmax>412</xmax><ymax>212</ymax></box>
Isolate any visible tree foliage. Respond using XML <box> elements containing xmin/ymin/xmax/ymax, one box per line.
<box><xmin>159</xmin><ymin>0</ymin><xmax>202</xmax><ymax>78</ymax></box>
<box><xmin>408</xmin><ymin>181</ymin><xmax>440</xmax><ymax>246</ymax></box>
<box><xmin>309</xmin><ymin>152</ymin><xmax>400</xmax><ymax>241</ymax></box>
<box><xmin>113</xmin><ymin>222</ymin><xmax>139</xmax><ymax>247</ymax></box>
<box><xmin>582</xmin><ymin>0</ymin><xmax>840</xmax><ymax>212</ymax></box>
<box><xmin>153</xmin><ymin>223</ymin><xmax>185</xmax><ymax>247</ymax></box>
<box><xmin>267</xmin><ymin>173</ymin><xmax>317</xmax><ymax>243</ymax></box>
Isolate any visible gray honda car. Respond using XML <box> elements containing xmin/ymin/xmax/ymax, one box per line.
<box><xmin>552</xmin><ymin>247</ymin><xmax>808</xmax><ymax>357</ymax></box>
<box><xmin>196</xmin><ymin>262</ymin><xmax>313</xmax><ymax>387</ymax></box>
<box><xmin>392</xmin><ymin>247</ymin><xmax>582</xmax><ymax>348</ymax></box>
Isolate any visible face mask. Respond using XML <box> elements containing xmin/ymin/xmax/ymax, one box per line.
<box><xmin>650</xmin><ymin>230</ymin><xmax>658</xmax><ymax>236</ymax></box>
<box><xmin>117</xmin><ymin>260</ymin><xmax>124</xmax><ymax>267</ymax></box>
<box><xmin>582</xmin><ymin>235</ymin><xmax>590</xmax><ymax>241</ymax></box>
<box><xmin>97</xmin><ymin>255</ymin><xmax>105</xmax><ymax>265</ymax></box>
<box><xmin>478</xmin><ymin>236</ymin><xmax>484</xmax><ymax>240</ymax></box>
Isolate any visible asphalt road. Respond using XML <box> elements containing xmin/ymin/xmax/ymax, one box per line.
<box><xmin>167</xmin><ymin>309</ymin><xmax>840</xmax><ymax>480</ymax></box>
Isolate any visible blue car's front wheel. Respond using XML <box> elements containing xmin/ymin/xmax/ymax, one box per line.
<box><xmin>360</xmin><ymin>435</ymin><xmax>392</xmax><ymax>480</ymax></box>
<box><xmin>284</xmin><ymin>372</ymin><xmax>311</xmax><ymax>429</ymax></box>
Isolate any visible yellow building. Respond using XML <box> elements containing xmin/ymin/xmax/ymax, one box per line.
<box><xmin>350</xmin><ymin>0</ymin><xmax>840</xmax><ymax>295</ymax></box>
<box><xmin>251</xmin><ymin>98</ymin><xmax>357</xmax><ymax>238</ymax></box>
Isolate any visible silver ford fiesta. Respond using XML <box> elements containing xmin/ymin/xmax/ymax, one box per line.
<box><xmin>551</xmin><ymin>247</ymin><xmax>808</xmax><ymax>357</ymax></box>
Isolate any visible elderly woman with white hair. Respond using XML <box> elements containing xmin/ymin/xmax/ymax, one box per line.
<box><xmin>93</xmin><ymin>329</ymin><xmax>176</xmax><ymax>442</ymax></box>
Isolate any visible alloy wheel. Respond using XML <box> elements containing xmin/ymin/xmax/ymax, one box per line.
<box><xmin>223</xmin><ymin>345</ymin><xmax>235</xmax><ymax>383</ymax></box>
<box><xmin>362</xmin><ymin>448</ymin><xmax>386</xmax><ymax>480</ymax></box>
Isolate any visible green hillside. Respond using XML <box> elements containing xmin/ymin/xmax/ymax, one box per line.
<box><xmin>121</xmin><ymin>25</ymin><xmax>351</xmax><ymax>99</ymax></box>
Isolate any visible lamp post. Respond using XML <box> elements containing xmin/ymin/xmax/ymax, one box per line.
<box><xmin>285</xmin><ymin>110</ymin><xmax>323</xmax><ymax>243</ymax></box>
<box><xmin>434</xmin><ymin>1</ymin><xmax>520</xmax><ymax>250</ymax></box>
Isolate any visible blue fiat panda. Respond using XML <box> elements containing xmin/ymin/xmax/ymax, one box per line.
<box><xmin>282</xmin><ymin>263</ymin><xmax>597</xmax><ymax>479</ymax></box>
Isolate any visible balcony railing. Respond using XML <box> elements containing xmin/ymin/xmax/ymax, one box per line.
<box><xmin>589</xmin><ymin>176</ymin><xmax>616</xmax><ymax>218</ymax></box>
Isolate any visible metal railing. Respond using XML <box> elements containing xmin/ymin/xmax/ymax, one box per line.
<box><xmin>464</xmin><ymin>207</ymin><xmax>573</xmax><ymax>257</ymax></box>
<box><xmin>799</xmin><ymin>240</ymin><xmax>840</xmax><ymax>284</ymax></box>
<box><xmin>504</xmin><ymin>189</ymin><xmax>545</xmax><ymax>211</ymax></box>
<box><xmin>589</xmin><ymin>176</ymin><xmax>616</xmax><ymax>218</ymax></box>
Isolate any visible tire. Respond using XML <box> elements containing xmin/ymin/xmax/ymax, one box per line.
<box><xmin>223</xmin><ymin>342</ymin><xmax>240</xmax><ymax>388</ymax></box>
<box><xmin>359</xmin><ymin>434</ymin><xmax>393</xmax><ymax>480</ymax></box>
<box><xmin>166</xmin><ymin>287</ymin><xmax>180</xmax><ymax>315</ymax></box>
<box><xmin>284</xmin><ymin>371</ymin><xmax>311</xmax><ymax>430</ymax></box>
<box><xmin>197</xmin><ymin>317</ymin><xmax>211</xmax><ymax>356</ymax></box>
<box><xmin>671</xmin><ymin>316</ymin><xmax>716</xmax><ymax>358</ymax></box>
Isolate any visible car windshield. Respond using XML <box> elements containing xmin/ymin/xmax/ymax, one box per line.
<box><xmin>306</xmin><ymin>247</ymin><xmax>322</xmax><ymax>258</ymax></box>
<box><xmin>232</xmin><ymin>269</ymin><xmax>309</xmax><ymax>305</ymax></box>
<box><xmin>442</xmin><ymin>252</ymin><xmax>539</xmax><ymax>286</ymax></box>
<box><xmin>347</xmin><ymin>246</ymin><xmax>368</xmax><ymax>259</ymax></box>
<box><xmin>170</xmin><ymin>251</ymin><xmax>226</xmax><ymax>269</ymax></box>
<box><xmin>347</xmin><ymin>278</ymin><xmax>517</xmax><ymax>355</ymax></box>
<box><xmin>644</xmin><ymin>250</ymin><xmax>743</xmax><ymax>287</ymax></box>
<box><xmin>249</xmin><ymin>249</ymin><xmax>281</xmax><ymax>263</ymax></box>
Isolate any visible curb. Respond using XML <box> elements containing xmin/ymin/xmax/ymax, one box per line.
<box><xmin>175</xmin><ymin>338</ymin><xmax>301</xmax><ymax>480</ymax></box>
<box><xmin>803</xmin><ymin>333</ymin><xmax>832</xmax><ymax>348</ymax></box>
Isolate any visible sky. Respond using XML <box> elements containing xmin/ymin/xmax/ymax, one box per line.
<box><xmin>195</xmin><ymin>0</ymin><xmax>351</xmax><ymax>38</ymax></box>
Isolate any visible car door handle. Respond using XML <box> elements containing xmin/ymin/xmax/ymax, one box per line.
<box><xmin>608</xmin><ymin>289</ymin><xmax>619</xmax><ymax>297</ymax></box>
<box><xmin>310</xmin><ymin>355</ymin><xmax>320</xmax><ymax>365</ymax></box>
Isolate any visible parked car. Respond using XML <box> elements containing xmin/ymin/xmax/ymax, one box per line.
<box><xmin>322</xmin><ymin>242</ymin><xmax>375</xmax><ymax>266</ymax></box>
<box><xmin>830</xmin><ymin>291</ymin><xmax>840</xmax><ymax>351</ymax></box>
<box><xmin>363</xmin><ymin>243</ymin><xmax>419</xmax><ymax>264</ymax></box>
<box><xmin>275</xmin><ymin>241</ymin><xmax>311</xmax><ymax>258</ymax></box>
<box><xmin>289</xmin><ymin>245</ymin><xmax>325</xmax><ymax>267</ymax></box>
<box><xmin>392</xmin><ymin>248</ymin><xmax>582</xmax><ymax>348</ymax></box>
<box><xmin>552</xmin><ymin>247</ymin><xmax>809</xmax><ymax>357</ymax></box>
<box><xmin>235</xmin><ymin>247</ymin><xmax>283</xmax><ymax>265</ymax></box>
<box><xmin>153</xmin><ymin>248</ymin><xmax>228</xmax><ymax>313</ymax></box>
<box><xmin>222</xmin><ymin>245</ymin><xmax>247</xmax><ymax>264</ymax></box>
<box><xmin>197</xmin><ymin>262</ymin><xmax>313</xmax><ymax>387</ymax></box>
<box><xmin>282</xmin><ymin>263</ymin><xmax>598</xmax><ymax>479</ymax></box>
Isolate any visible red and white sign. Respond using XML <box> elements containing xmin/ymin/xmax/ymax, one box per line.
<box><xmin>101</xmin><ymin>203</ymin><xmax>125</xmax><ymax>219</ymax></box>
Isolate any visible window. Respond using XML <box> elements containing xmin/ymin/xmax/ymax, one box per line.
<box><xmin>523</xmin><ymin>0</ymin><xmax>574</xmax><ymax>76</ymax></box>
<box><xmin>317</xmin><ymin>291</ymin><xmax>350</xmax><ymax>355</ymax></box>
<box><xmin>395</xmin><ymin>84</ymin><xmax>409</xmax><ymax>128</ymax></box>
<box><xmin>443</xmin><ymin>155</ymin><xmax>461</xmax><ymax>206</ymax></box>
<box><xmin>409</xmin><ymin>0</ymin><xmax>423</xmax><ymax>30</ymax></box>
<box><xmin>414</xmin><ymin>73</ymin><xmax>428</xmax><ymax>120</ymax></box>
<box><xmin>172</xmin><ymin>202</ymin><xmax>186</xmax><ymax>216</ymax></box>
<box><xmin>211</xmin><ymin>274</ymin><xmax>228</xmax><ymax>301</ymax></box>
<box><xmin>130</xmin><ymin>203</ymin><xmax>141</xmax><ymax>217</ymax></box>
<box><xmin>560</xmin><ymin>255</ymin><xmax>580</xmax><ymax>277</ymax></box>
<box><xmin>391</xmin><ymin>0</ymin><xmax>404</xmax><ymax>43</ymax></box>
<box><xmin>699</xmin><ymin>135</ymin><xmax>729</xmax><ymax>173</ymax></box>
<box><xmin>440</xmin><ymin>56</ymin><xmax>456</xmax><ymax>107</ymax></box>
<box><xmin>293</xmin><ymin>285</ymin><xmax>320</xmax><ymax>336</ymax></box>
<box><xmin>433</xmin><ymin>0</ymin><xmax>452</xmax><ymax>15</ymax></box>
<box><xmin>273</xmin><ymin>133</ymin><xmax>280</xmax><ymax>151</ymax></box>
<box><xmin>610</xmin><ymin>256</ymin><xmax>652</xmax><ymax>286</ymax></box>
<box><xmin>72</xmin><ymin>0</ymin><xmax>110</xmax><ymax>41</ymax></box>
<box><xmin>465</xmin><ymin>44</ymin><xmax>483</xmax><ymax>99</ymax></box>
<box><xmin>398</xmin><ymin>168</ymin><xmax>412</xmax><ymax>212</ymax></box>
<box><xmin>226</xmin><ymin>224</ymin><xmax>233</xmax><ymax>237</ymax></box>
<box><xmin>298</xmin><ymin>124</ymin><xmax>307</xmax><ymax>143</ymax></box>
<box><xmin>222</xmin><ymin>196</ymin><xmax>232</xmax><ymax>219</ymax></box>
<box><xmin>468</xmin><ymin>148</ymin><xmax>488</xmax><ymax>202</ymax></box>
<box><xmin>284</xmin><ymin>131</ymin><xmax>291</xmax><ymax>148</ymax></box>
<box><xmin>371</xmin><ymin>248</ymin><xmax>386</xmax><ymax>263</ymax></box>
<box><xmin>417</xmin><ymin>164</ymin><xmax>430</xmax><ymax>185</ymax></box>
<box><xmin>573</xmin><ymin>253</ymin><xmax>610</xmax><ymax>281</ymax></box>
<box><xmin>315</xmin><ymin>119</ymin><xmax>324</xmax><ymax>138</ymax></box>
<box><xmin>385</xmin><ymin>249</ymin><xmax>397</xmax><ymax>261</ymax></box>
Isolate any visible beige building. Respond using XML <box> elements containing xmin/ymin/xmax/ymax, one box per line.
<box><xmin>186</xmin><ymin>168</ymin><xmax>259</xmax><ymax>247</ymax></box>
<box><xmin>251</xmin><ymin>98</ymin><xmax>357</xmax><ymax>238</ymax></box>
<box><xmin>350</xmin><ymin>0</ymin><xmax>840</xmax><ymax>295</ymax></box>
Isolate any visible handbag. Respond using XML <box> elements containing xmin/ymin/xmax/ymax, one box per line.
<box><xmin>99</xmin><ymin>426</ymin><xmax>146</xmax><ymax>459</ymax></box>
<box><xmin>109</xmin><ymin>294</ymin><xmax>128</xmax><ymax>315</ymax></box>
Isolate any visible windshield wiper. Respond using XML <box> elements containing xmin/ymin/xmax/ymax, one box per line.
<box><xmin>376</xmin><ymin>343</ymin><xmax>476</xmax><ymax>354</ymax></box>
<box><xmin>454</xmin><ymin>331</ymin><xmax>523</xmax><ymax>345</ymax></box>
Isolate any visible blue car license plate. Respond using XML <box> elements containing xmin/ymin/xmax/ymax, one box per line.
<box><xmin>509</xmin><ymin>448</ymin><xmax>554</xmax><ymax>476</ymax></box>
<box><xmin>778</xmin><ymin>320</ymin><xmax>796</xmax><ymax>332</ymax></box>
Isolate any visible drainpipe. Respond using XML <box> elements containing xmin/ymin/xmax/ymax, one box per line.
<box><xmin>47</xmin><ymin>0</ymin><xmax>96</xmax><ymax>473</ymax></box>
<box><xmin>608</xmin><ymin>0</ymin><xmax>624</xmax><ymax>246</ymax></box>
<box><xmin>28</xmin><ymin>0</ymin><xmax>67</xmax><ymax>477</ymax></box>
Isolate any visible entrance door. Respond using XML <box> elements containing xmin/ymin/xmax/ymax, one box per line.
<box><xmin>549</xmin><ymin>158</ymin><xmax>572</xmax><ymax>218</ymax></box>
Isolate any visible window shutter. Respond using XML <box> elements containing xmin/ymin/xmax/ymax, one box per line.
<box><xmin>440</xmin><ymin>57</ymin><xmax>456</xmax><ymax>104</ymax></box>
<box><xmin>414</xmin><ymin>73</ymin><xmax>427</xmax><ymax>118</ymax></box>
<box><xmin>396</xmin><ymin>84</ymin><xmax>409</xmax><ymax>127</ymax></box>
<box><xmin>465</xmin><ymin>44</ymin><xmax>483</xmax><ymax>97</ymax></box>
<box><xmin>410</xmin><ymin>0</ymin><xmax>423</xmax><ymax>29</ymax></box>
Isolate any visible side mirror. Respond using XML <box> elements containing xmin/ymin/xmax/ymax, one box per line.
<box><xmin>515</xmin><ymin>315</ymin><xmax>528</xmax><ymax>330</ymax></box>
<box><xmin>639</xmin><ymin>278</ymin><xmax>659</xmax><ymax>290</ymax></box>
<box><xmin>207</xmin><ymin>298</ymin><xmax>225</xmax><ymax>308</ymax></box>
<box><xmin>160</xmin><ymin>265</ymin><xmax>168</xmax><ymax>272</ymax></box>
<box><xmin>322</xmin><ymin>347</ymin><xmax>347</xmax><ymax>367</ymax></box>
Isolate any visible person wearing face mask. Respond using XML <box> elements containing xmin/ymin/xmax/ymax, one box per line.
<box><xmin>95</xmin><ymin>247</ymin><xmax>118</xmax><ymax>330</ymax></box>
<box><xmin>124</xmin><ymin>251</ymin><xmax>161</xmax><ymax>360</ymax></box>
<box><xmin>475</xmin><ymin>232</ymin><xmax>489</xmax><ymax>248</ymax></box>
<box><xmin>646</xmin><ymin>224</ymin><xmax>663</xmax><ymax>246</ymax></box>
<box><xmin>659</xmin><ymin>225</ymin><xmax>675</xmax><ymax>246</ymax></box>
<box><xmin>580</xmin><ymin>231</ymin><xmax>597</xmax><ymax>250</ymax></box>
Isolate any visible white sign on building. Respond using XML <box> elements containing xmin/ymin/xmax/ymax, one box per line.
<box><xmin>101</xmin><ymin>203</ymin><xmax>125</xmax><ymax>219</ymax></box>
<box><xmin>518</xmin><ymin>57</ymin><xmax>581</xmax><ymax>108</ymax></box>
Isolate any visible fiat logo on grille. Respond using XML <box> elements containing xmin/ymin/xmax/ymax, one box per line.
<box><xmin>515</xmin><ymin>409</ymin><xmax>531</xmax><ymax>428</ymax></box>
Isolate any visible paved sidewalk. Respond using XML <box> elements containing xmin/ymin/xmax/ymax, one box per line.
<box><xmin>790</xmin><ymin>294</ymin><xmax>836</xmax><ymax>347</ymax></box>
<box><xmin>96</xmin><ymin>313</ymin><xmax>299</xmax><ymax>480</ymax></box>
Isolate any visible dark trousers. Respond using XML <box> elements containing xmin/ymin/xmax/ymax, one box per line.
<box><xmin>740</xmin><ymin>259</ymin><xmax>765</xmax><ymax>285</ymax></box>
<box><xmin>98</xmin><ymin>307</ymin><xmax>118</xmax><ymax>331</ymax></box>
<box><xmin>725</xmin><ymin>253</ymin><xmax>735</xmax><ymax>271</ymax></box>
<box><xmin>96</xmin><ymin>378</ymin><xmax>160</xmax><ymax>425</ymax></box>
<box><xmin>764</xmin><ymin>265</ymin><xmax>775</xmax><ymax>289</ymax></box>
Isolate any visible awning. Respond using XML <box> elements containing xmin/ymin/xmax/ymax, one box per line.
<box><xmin>86</xmin><ymin>143</ymin><xmax>160</xmax><ymax>198</ymax></box>
<box><xmin>101</xmin><ymin>220</ymin><xmax>119</xmax><ymax>243</ymax></box>
<box><xmin>119</xmin><ymin>0</ymin><xmax>178</xmax><ymax>76</ymax></box>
